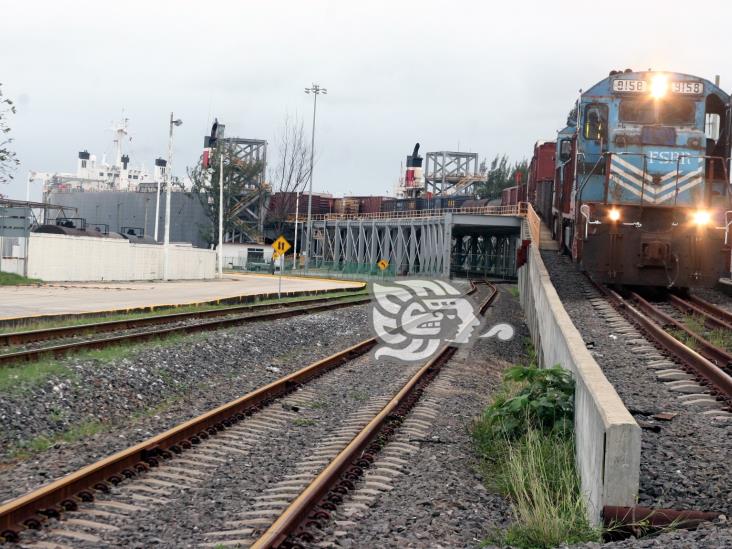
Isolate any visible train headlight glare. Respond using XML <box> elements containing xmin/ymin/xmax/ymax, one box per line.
<box><xmin>651</xmin><ymin>74</ymin><xmax>668</xmax><ymax>99</ymax></box>
<box><xmin>692</xmin><ymin>210</ymin><xmax>711</xmax><ymax>226</ymax></box>
<box><xmin>609</xmin><ymin>208</ymin><xmax>621</xmax><ymax>222</ymax></box>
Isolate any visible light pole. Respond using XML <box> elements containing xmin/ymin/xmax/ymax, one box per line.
<box><xmin>163</xmin><ymin>112</ymin><xmax>183</xmax><ymax>281</ymax></box>
<box><xmin>218</xmin><ymin>145</ymin><xmax>224</xmax><ymax>278</ymax></box>
<box><xmin>304</xmin><ymin>83</ymin><xmax>326</xmax><ymax>271</ymax></box>
<box><xmin>26</xmin><ymin>171</ymin><xmax>37</xmax><ymax>203</ymax></box>
<box><xmin>154</xmin><ymin>169</ymin><xmax>161</xmax><ymax>241</ymax></box>
<box><xmin>293</xmin><ymin>191</ymin><xmax>300</xmax><ymax>270</ymax></box>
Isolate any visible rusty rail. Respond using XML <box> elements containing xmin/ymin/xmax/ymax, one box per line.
<box><xmin>0</xmin><ymin>292</ymin><xmax>369</xmax><ymax>349</ymax></box>
<box><xmin>687</xmin><ymin>294</ymin><xmax>732</xmax><ymax>325</ymax></box>
<box><xmin>0</xmin><ymin>295</ymin><xmax>371</xmax><ymax>368</ymax></box>
<box><xmin>251</xmin><ymin>283</ymin><xmax>498</xmax><ymax>547</ymax></box>
<box><xmin>594</xmin><ymin>283</ymin><xmax>732</xmax><ymax>402</ymax></box>
<box><xmin>668</xmin><ymin>294</ymin><xmax>732</xmax><ymax>332</ymax></box>
<box><xmin>251</xmin><ymin>345</ymin><xmax>458</xmax><ymax>548</ymax></box>
<box><xmin>0</xmin><ymin>338</ymin><xmax>377</xmax><ymax>541</ymax></box>
<box><xmin>630</xmin><ymin>292</ymin><xmax>732</xmax><ymax>370</ymax></box>
<box><xmin>603</xmin><ymin>505</ymin><xmax>720</xmax><ymax>538</ymax></box>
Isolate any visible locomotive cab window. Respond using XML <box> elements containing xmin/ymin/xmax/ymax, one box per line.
<box><xmin>559</xmin><ymin>139</ymin><xmax>572</xmax><ymax>162</ymax></box>
<box><xmin>583</xmin><ymin>104</ymin><xmax>607</xmax><ymax>141</ymax></box>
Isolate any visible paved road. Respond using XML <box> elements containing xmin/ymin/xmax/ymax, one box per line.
<box><xmin>0</xmin><ymin>274</ymin><xmax>363</xmax><ymax>319</ymax></box>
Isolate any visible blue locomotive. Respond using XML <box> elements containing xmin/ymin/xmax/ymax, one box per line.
<box><xmin>547</xmin><ymin>69</ymin><xmax>731</xmax><ymax>288</ymax></box>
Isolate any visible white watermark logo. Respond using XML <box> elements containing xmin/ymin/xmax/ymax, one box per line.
<box><xmin>370</xmin><ymin>279</ymin><xmax>514</xmax><ymax>362</ymax></box>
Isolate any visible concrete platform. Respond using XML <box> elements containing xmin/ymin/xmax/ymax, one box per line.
<box><xmin>0</xmin><ymin>274</ymin><xmax>364</xmax><ymax>320</ymax></box>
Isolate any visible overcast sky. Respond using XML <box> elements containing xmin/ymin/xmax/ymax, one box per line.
<box><xmin>2</xmin><ymin>0</ymin><xmax>731</xmax><ymax>201</ymax></box>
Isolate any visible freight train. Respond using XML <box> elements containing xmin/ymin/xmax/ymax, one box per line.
<box><xmin>269</xmin><ymin>192</ymin><xmax>477</xmax><ymax>219</ymax></box>
<box><xmin>508</xmin><ymin>70</ymin><xmax>732</xmax><ymax>288</ymax></box>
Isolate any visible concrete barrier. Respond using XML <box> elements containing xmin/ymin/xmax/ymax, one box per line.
<box><xmin>518</xmin><ymin>244</ymin><xmax>640</xmax><ymax>524</ymax></box>
<box><xmin>26</xmin><ymin>233</ymin><xmax>216</xmax><ymax>281</ymax></box>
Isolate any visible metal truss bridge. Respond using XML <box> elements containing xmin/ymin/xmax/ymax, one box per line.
<box><xmin>303</xmin><ymin>204</ymin><xmax>526</xmax><ymax>278</ymax></box>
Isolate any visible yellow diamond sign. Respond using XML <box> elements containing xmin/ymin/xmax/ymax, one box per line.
<box><xmin>272</xmin><ymin>235</ymin><xmax>291</xmax><ymax>259</ymax></box>
<box><xmin>377</xmin><ymin>259</ymin><xmax>389</xmax><ymax>271</ymax></box>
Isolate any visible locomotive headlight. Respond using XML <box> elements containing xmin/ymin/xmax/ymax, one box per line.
<box><xmin>692</xmin><ymin>209</ymin><xmax>711</xmax><ymax>226</ymax></box>
<box><xmin>608</xmin><ymin>208</ymin><xmax>621</xmax><ymax>222</ymax></box>
<box><xmin>651</xmin><ymin>74</ymin><xmax>668</xmax><ymax>98</ymax></box>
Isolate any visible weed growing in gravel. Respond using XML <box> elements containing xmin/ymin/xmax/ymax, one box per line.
<box><xmin>131</xmin><ymin>396</ymin><xmax>183</xmax><ymax>421</ymax></box>
<box><xmin>508</xmin><ymin>286</ymin><xmax>520</xmax><ymax>298</ymax></box>
<box><xmin>47</xmin><ymin>408</ymin><xmax>67</xmax><ymax>423</ymax></box>
<box><xmin>9</xmin><ymin>419</ymin><xmax>106</xmax><ymax>460</ymax></box>
<box><xmin>472</xmin><ymin>345</ymin><xmax>600</xmax><ymax>548</ymax></box>
<box><xmin>668</xmin><ymin>327</ymin><xmax>697</xmax><ymax>350</ymax></box>
<box><xmin>0</xmin><ymin>358</ymin><xmax>74</xmax><ymax>393</ymax></box>
<box><xmin>500</xmin><ymin>426</ymin><xmax>598</xmax><ymax>547</ymax></box>
<box><xmin>349</xmin><ymin>390</ymin><xmax>369</xmax><ymax>402</ymax></box>
<box><xmin>292</xmin><ymin>418</ymin><xmax>317</xmax><ymax>427</ymax></box>
<box><xmin>308</xmin><ymin>399</ymin><xmax>330</xmax><ymax>409</ymax></box>
<box><xmin>475</xmin><ymin>364</ymin><xmax>574</xmax><ymax>440</ymax></box>
<box><xmin>682</xmin><ymin>314</ymin><xmax>732</xmax><ymax>353</ymax></box>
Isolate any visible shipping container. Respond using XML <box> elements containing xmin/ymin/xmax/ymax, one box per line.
<box><xmin>501</xmin><ymin>186</ymin><xmax>519</xmax><ymax>207</ymax></box>
<box><xmin>535</xmin><ymin>180</ymin><xmax>553</xmax><ymax>222</ymax></box>
<box><xmin>527</xmin><ymin>141</ymin><xmax>556</xmax><ymax>203</ymax></box>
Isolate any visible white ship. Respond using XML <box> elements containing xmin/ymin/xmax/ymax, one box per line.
<box><xmin>40</xmin><ymin>119</ymin><xmax>168</xmax><ymax>195</ymax></box>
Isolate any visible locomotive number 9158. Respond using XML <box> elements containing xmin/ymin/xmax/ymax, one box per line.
<box><xmin>612</xmin><ymin>79</ymin><xmax>648</xmax><ymax>92</ymax></box>
<box><xmin>671</xmin><ymin>81</ymin><xmax>703</xmax><ymax>95</ymax></box>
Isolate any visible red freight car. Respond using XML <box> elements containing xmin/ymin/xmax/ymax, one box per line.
<box><xmin>501</xmin><ymin>186</ymin><xmax>519</xmax><ymax>206</ymax></box>
<box><xmin>527</xmin><ymin>141</ymin><xmax>556</xmax><ymax>204</ymax></box>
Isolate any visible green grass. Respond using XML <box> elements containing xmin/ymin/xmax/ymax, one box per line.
<box><xmin>9</xmin><ymin>419</ymin><xmax>106</xmax><ymax>460</ymax></box>
<box><xmin>681</xmin><ymin>314</ymin><xmax>732</xmax><ymax>353</ymax></box>
<box><xmin>472</xmin><ymin>346</ymin><xmax>600</xmax><ymax>548</ymax></box>
<box><xmin>307</xmin><ymin>399</ymin><xmax>330</xmax><ymax>409</ymax></box>
<box><xmin>500</xmin><ymin>428</ymin><xmax>598</xmax><ymax>547</ymax></box>
<box><xmin>292</xmin><ymin>418</ymin><xmax>317</xmax><ymax>427</ymax></box>
<box><xmin>0</xmin><ymin>358</ymin><xmax>74</xmax><ymax>392</ymax></box>
<box><xmin>47</xmin><ymin>408</ymin><xmax>67</xmax><ymax>422</ymax></box>
<box><xmin>508</xmin><ymin>285</ymin><xmax>520</xmax><ymax>298</ymax></box>
<box><xmin>0</xmin><ymin>288</ymin><xmax>369</xmax><ymax>335</ymax></box>
<box><xmin>0</xmin><ymin>333</ymin><xmax>196</xmax><ymax>394</ymax></box>
<box><xmin>0</xmin><ymin>272</ymin><xmax>41</xmax><ymax>286</ymax></box>
<box><xmin>349</xmin><ymin>390</ymin><xmax>369</xmax><ymax>402</ymax></box>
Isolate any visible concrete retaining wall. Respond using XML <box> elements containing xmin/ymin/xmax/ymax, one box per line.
<box><xmin>518</xmin><ymin>244</ymin><xmax>641</xmax><ymax>524</ymax></box>
<box><xmin>27</xmin><ymin>233</ymin><xmax>216</xmax><ymax>281</ymax></box>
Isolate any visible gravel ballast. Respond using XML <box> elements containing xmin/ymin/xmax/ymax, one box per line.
<box><xmin>541</xmin><ymin>251</ymin><xmax>732</xmax><ymax>520</ymax></box>
<box><xmin>6</xmin><ymin>283</ymin><xmax>528</xmax><ymax>549</ymax></box>
<box><xmin>313</xmin><ymin>285</ymin><xmax>530</xmax><ymax>548</ymax></box>
<box><xmin>693</xmin><ymin>285</ymin><xmax>732</xmax><ymax>314</ymax></box>
<box><xmin>0</xmin><ymin>304</ymin><xmax>371</xmax><ymax>504</ymax></box>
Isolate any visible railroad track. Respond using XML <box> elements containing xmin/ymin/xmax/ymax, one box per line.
<box><xmin>0</xmin><ymin>293</ymin><xmax>371</xmax><ymax>368</ymax></box>
<box><xmin>587</xmin><ymin>278</ymin><xmax>732</xmax><ymax>406</ymax></box>
<box><xmin>629</xmin><ymin>291</ymin><xmax>732</xmax><ymax>373</ymax></box>
<box><xmin>1</xmin><ymin>280</ymin><xmax>496</xmax><ymax>546</ymax></box>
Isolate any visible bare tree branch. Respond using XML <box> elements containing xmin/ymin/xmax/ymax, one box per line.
<box><xmin>0</xmin><ymin>83</ymin><xmax>20</xmax><ymax>185</ymax></box>
<box><xmin>267</xmin><ymin>114</ymin><xmax>312</xmax><ymax>230</ymax></box>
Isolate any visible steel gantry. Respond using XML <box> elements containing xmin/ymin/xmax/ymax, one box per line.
<box><xmin>221</xmin><ymin>137</ymin><xmax>269</xmax><ymax>244</ymax></box>
<box><xmin>424</xmin><ymin>151</ymin><xmax>482</xmax><ymax>196</ymax></box>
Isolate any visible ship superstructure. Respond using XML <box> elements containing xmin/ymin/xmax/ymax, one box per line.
<box><xmin>40</xmin><ymin>119</ymin><xmax>168</xmax><ymax>195</ymax></box>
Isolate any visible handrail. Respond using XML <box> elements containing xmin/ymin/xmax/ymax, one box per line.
<box><xmin>287</xmin><ymin>203</ymin><xmax>529</xmax><ymax>222</ymax></box>
<box><xmin>526</xmin><ymin>203</ymin><xmax>541</xmax><ymax>245</ymax></box>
